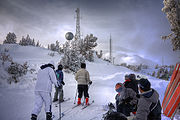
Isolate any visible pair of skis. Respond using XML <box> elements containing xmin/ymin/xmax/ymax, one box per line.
<box><xmin>57</xmin><ymin>100</ymin><xmax>95</xmax><ymax>119</ymax></box>
<box><xmin>54</xmin><ymin>98</ymin><xmax>71</xmax><ymax>107</ymax></box>
<box><xmin>53</xmin><ymin>99</ymin><xmax>94</xmax><ymax>119</ymax></box>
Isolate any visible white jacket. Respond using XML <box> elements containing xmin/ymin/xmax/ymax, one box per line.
<box><xmin>35</xmin><ymin>67</ymin><xmax>58</xmax><ymax>93</ymax></box>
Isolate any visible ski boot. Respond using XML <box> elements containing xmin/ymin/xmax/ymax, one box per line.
<box><xmin>85</xmin><ymin>97</ymin><xmax>89</xmax><ymax>105</ymax></box>
<box><xmin>31</xmin><ymin>114</ymin><xmax>37</xmax><ymax>120</ymax></box>
<box><xmin>77</xmin><ymin>98</ymin><xmax>81</xmax><ymax>105</ymax></box>
<box><xmin>46</xmin><ymin>112</ymin><xmax>52</xmax><ymax>120</ymax></box>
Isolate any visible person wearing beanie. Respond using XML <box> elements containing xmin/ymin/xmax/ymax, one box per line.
<box><xmin>115</xmin><ymin>83</ymin><xmax>138</xmax><ymax>116</ymax></box>
<box><xmin>75</xmin><ymin>63</ymin><xmax>92</xmax><ymax>105</ymax></box>
<box><xmin>31</xmin><ymin>61</ymin><xmax>59</xmax><ymax>120</ymax></box>
<box><xmin>127</xmin><ymin>78</ymin><xmax>161</xmax><ymax>120</ymax></box>
<box><xmin>123</xmin><ymin>74</ymin><xmax>139</xmax><ymax>94</ymax></box>
<box><xmin>53</xmin><ymin>64</ymin><xmax>65</xmax><ymax>102</ymax></box>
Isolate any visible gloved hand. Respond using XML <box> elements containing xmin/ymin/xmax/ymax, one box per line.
<box><xmin>61</xmin><ymin>81</ymin><xmax>65</xmax><ymax>85</ymax></box>
<box><xmin>89</xmin><ymin>81</ymin><xmax>92</xmax><ymax>85</ymax></box>
<box><xmin>127</xmin><ymin>116</ymin><xmax>134</xmax><ymax>120</ymax></box>
<box><xmin>57</xmin><ymin>81</ymin><xmax>62</xmax><ymax>87</ymax></box>
<box><xmin>136</xmin><ymin>94</ymin><xmax>140</xmax><ymax>98</ymax></box>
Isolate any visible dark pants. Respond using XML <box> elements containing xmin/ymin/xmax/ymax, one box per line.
<box><xmin>53</xmin><ymin>86</ymin><xmax>63</xmax><ymax>102</ymax></box>
<box><xmin>117</xmin><ymin>102</ymin><xmax>133</xmax><ymax>116</ymax></box>
<box><xmin>78</xmin><ymin>85</ymin><xmax>89</xmax><ymax>98</ymax></box>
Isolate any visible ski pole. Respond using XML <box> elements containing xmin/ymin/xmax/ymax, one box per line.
<box><xmin>74</xmin><ymin>86</ymin><xmax>78</xmax><ymax>104</ymax></box>
<box><xmin>58</xmin><ymin>88</ymin><xmax>61</xmax><ymax>120</ymax></box>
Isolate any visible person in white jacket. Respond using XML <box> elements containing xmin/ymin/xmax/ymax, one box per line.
<box><xmin>31</xmin><ymin>61</ymin><xmax>59</xmax><ymax>120</ymax></box>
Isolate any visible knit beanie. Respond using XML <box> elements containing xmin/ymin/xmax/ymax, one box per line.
<box><xmin>139</xmin><ymin>78</ymin><xmax>151</xmax><ymax>91</ymax></box>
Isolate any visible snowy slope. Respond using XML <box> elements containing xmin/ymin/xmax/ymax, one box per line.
<box><xmin>0</xmin><ymin>44</ymin><xmax>178</xmax><ymax>120</ymax></box>
<box><xmin>103</xmin><ymin>50</ymin><xmax>157</xmax><ymax>66</ymax></box>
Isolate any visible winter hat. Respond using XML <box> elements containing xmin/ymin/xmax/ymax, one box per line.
<box><xmin>81</xmin><ymin>63</ymin><xmax>86</xmax><ymax>69</ymax></box>
<box><xmin>139</xmin><ymin>78</ymin><xmax>151</xmax><ymax>91</ymax></box>
<box><xmin>125</xmin><ymin>74</ymin><xmax>129</xmax><ymax>80</ymax></box>
<box><xmin>58</xmin><ymin>64</ymin><xmax>63</xmax><ymax>70</ymax></box>
<box><xmin>129</xmin><ymin>74</ymin><xmax>136</xmax><ymax>80</ymax></box>
<box><xmin>115</xmin><ymin>83</ymin><xmax>124</xmax><ymax>93</ymax></box>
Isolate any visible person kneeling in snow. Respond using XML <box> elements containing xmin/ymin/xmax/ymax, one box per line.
<box><xmin>75</xmin><ymin>63</ymin><xmax>92</xmax><ymax>105</ymax></box>
<box><xmin>127</xmin><ymin>78</ymin><xmax>161</xmax><ymax>120</ymax></box>
<box><xmin>53</xmin><ymin>64</ymin><xmax>65</xmax><ymax>102</ymax></box>
<box><xmin>31</xmin><ymin>61</ymin><xmax>60</xmax><ymax>120</ymax></box>
<box><xmin>115</xmin><ymin>83</ymin><xmax>138</xmax><ymax>116</ymax></box>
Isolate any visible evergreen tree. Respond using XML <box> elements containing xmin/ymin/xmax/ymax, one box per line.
<box><xmin>60</xmin><ymin>41</ymin><xmax>85</xmax><ymax>72</ymax></box>
<box><xmin>3</xmin><ymin>32</ymin><xmax>17</xmax><ymax>44</ymax></box>
<box><xmin>152</xmin><ymin>71</ymin><xmax>156</xmax><ymax>77</ymax></box>
<box><xmin>36</xmin><ymin>41</ymin><xmax>40</xmax><ymax>47</ymax></box>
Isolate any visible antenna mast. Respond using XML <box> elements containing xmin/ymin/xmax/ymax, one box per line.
<box><xmin>75</xmin><ymin>8</ymin><xmax>81</xmax><ymax>41</ymax></box>
<box><xmin>110</xmin><ymin>34</ymin><xmax>112</xmax><ymax>62</ymax></box>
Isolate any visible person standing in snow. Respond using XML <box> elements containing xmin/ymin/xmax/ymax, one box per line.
<box><xmin>75</xmin><ymin>63</ymin><xmax>92</xmax><ymax>105</ymax></box>
<box><xmin>115</xmin><ymin>83</ymin><xmax>138</xmax><ymax>116</ymax></box>
<box><xmin>31</xmin><ymin>61</ymin><xmax>59</xmax><ymax>120</ymax></box>
<box><xmin>53</xmin><ymin>64</ymin><xmax>65</xmax><ymax>102</ymax></box>
<box><xmin>123</xmin><ymin>74</ymin><xmax>139</xmax><ymax>94</ymax></box>
<box><xmin>127</xmin><ymin>78</ymin><xmax>161</xmax><ymax>120</ymax></box>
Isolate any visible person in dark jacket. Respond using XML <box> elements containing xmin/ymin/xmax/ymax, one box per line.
<box><xmin>115</xmin><ymin>83</ymin><xmax>138</xmax><ymax>116</ymax></box>
<box><xmin>123</xmin><ymin>74</ymin><xmax>138</xmax><ymax>94</ymax></box>
<box><xmin>127</xmin><ymin>78</ymin><xmax>161</xmax><ymax>120</ymax></box>
<box><xmin>53</xmin><ymin>64</ymin><xmax>65</xmax><ymax>102</ymax></box>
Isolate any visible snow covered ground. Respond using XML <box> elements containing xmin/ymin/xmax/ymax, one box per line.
<box><xmin>0</xmin><ymin>44</ymin><xmax>179</xmax><ymax>120</ymax></box>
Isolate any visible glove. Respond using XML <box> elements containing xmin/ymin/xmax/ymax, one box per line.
<box><xmin>127</xmin><ymin>116</ymin><xmax>135</xmax><ymax>120</ymax></box>
<box><xmin>61</xmin><ymin>81</ymin><xmax>65</xmax><ymax>85</ymax></box>
<box><xmin>89</xmin><ymin>81</ymin><xmax>92</xmax><ymax>85</ymax></box>
<box><xmin>136</xmin><ymin>94</ymin><xmax>140</xmax><ymax>98</ymax></box>
<box><xmin>57</xmin><ymin>81</ymin><xmax>62</xmax><ymax>87</ymax></box>
<box><xmin>108</xmin><ymin>102</ymin><xmax>115</xmax><ymax>110</ymax></box>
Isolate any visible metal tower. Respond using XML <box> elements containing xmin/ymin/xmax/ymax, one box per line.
<box><xmin>110</xmin><ymin>34</ymin><xmax>112</xmax><ymax>62</ymax></box>
<box><xmin>75</xmin><ymin>8</ymin><xmax>81</xmax><ymax>41</ymax></box>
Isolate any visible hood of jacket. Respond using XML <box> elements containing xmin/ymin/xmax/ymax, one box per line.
<box><xmin>141</xmin><ymin>89</ymin><xmax>159</xmax><ymax>103</ymax></box>
<box><xmin>40</xmin><ymin>64</ymin><xmax>54</xmax><ymax>70</ymax></box>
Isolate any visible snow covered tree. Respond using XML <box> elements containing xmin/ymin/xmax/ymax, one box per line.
<box><xmin>74</xmin><ymin>34</ymin><xmax>97</xmax><ymax>61</ymax></box>
<box><xmin>162</xmin><ymin>0</ymin><xmax>180</xmax><ymax>51</ymax></box>
<box><xmin>48</xmin><ymin>44</ymin><xmax>50</xmax><ymax>50</ymax></box>
<box><xmin>32</xmin><ymin>39</ymin><xmax>35</xmax><ymax>46</ymax></box>
<box><xmin>152</xmin><ymin>71</ymin><xmax>156</xmax><ymax>77</ymax></box>
<box><xmin>19</xmin><ymin>36</ymin><xmax>26</xmax><ymax>45</ymax></box>
<box><xmin>96</xmin><ymin>50</ymin><xmax>103</xmax><ymax>58</ymax></box>
<box><xmin>36</xmin><ymin>41</ymin><xmax>40</xmax><ymax>47</ymax></box>
<box><xmin>55</xmin><ymin>40</ymin><xmax>60</xmax><ymax>52</ymax></box>
<box><xmin>7</xmin><ymin>62</ymin><xmax>29</xmax><ymax>84</ymax></box>
<box><xmin>19</xmin><ymin>35</ymin><xmax>36</xmax><ymax>46</ymax></box>
<box><xmin>50</xmin><ymin>43</ymin><xmax>56</xmax><ymax>51</ymax></box>
<box><xmin>3</xmin><ymin>32</ymin><xmax>17</xmax><ymax>44</ymax></box>
<box><xmin>155</xmin><ymin>64</ymin><xmax>159</xmax><ymax>69</ymax></box>
<box><xmin>0</xmin><ymin>52</ymin><xmax>12</xmax><ymax>65</ymax></box>
<box><xmin>120</xmin><ymin>63</ymin><xmax>127</xmax><ymax>67</ymax></box>
<box><xmin>60</xmin><ymin>41</ymin><xmax>85</xmax><ymax>73</ymax></box>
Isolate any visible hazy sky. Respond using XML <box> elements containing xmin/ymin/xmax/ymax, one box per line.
<box><xmin>0</xmin><ymin>0</ymin><xmax>179</xmax><ymax>64</ymax></box>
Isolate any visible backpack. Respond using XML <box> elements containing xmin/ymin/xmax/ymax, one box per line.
<box><xmin>56</xmin><ymin>70</ymin><xmax>63</xmax><ymax>82</ymax></box>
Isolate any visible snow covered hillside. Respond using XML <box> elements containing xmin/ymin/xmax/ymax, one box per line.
<box><xmin>103</xmin><ymin>49</ymin><xmax>157</xmax><ymax>66</ymax></box>
<box><xmin>0</xmin><ymin>44</ymin><xmax>178</xmax><ymax>120</ymax></box>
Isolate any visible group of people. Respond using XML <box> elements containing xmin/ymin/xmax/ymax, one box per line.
<box><xmin>112</xmin><ymin>74</ymin><xmax>162</xmax><ymax>120</ymax></box>
<box><xmin>31</xmin><ymin>62</ymin><xmax>92</xmax><ymax>120</ymax></box>
<box><xmin>30</xmin><ymin>61</ymin><xmax>162</xmax><ymax>120</ymax></box>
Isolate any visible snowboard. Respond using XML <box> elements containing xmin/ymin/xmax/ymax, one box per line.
<box><xmin>162</xmin><ymin>63</ymin><xmax>180</xmax><ymax>118</ymax></box>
